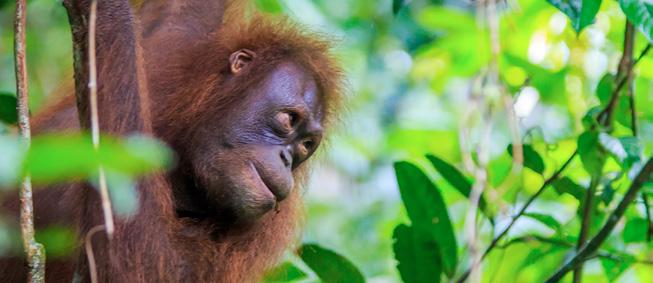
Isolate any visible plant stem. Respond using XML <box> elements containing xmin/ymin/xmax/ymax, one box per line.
<box><xmin>87</xmin><ymin>0</ymin><xmax>115</xmax><ymax>238</ymax></box>
<box><xmin>573</xmin><ymin>173</ymin><xmax>600</xmax><ymax>283</ymax></box>
<box><xmin>456</xmin><ymin>152</ymin><xmax>576</xmax><ymax>283</ymax></box>
<box><xmin>14</xmin><ymin>0</ymin><xmax>46</xmax><ymax>281</ymax></box>
<box><xmin>545</xmin><ymin>158</ymin><xmax>653</xmax><ymax>283</ymax></box>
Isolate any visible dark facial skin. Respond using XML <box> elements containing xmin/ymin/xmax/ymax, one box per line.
<box><xmin>177</xmin><ymin>50</ymin><xmax>324</xmax><ymax>224</ymax></box>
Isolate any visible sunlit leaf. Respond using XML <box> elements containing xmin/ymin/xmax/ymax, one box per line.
<box><xmin>600</xmin><ymin>256</ymin><xmax>634</xmax><ymax>282</ymax></box>
<box><xmin>598</xmin><ymin>134</ymin><xmax>642</xmax><ymax>169</ymax></box>
<box><xmin>298</xmin><ymin>244</ymin><xmax>365</xmax><ymax>283</ymax></box>
<box><xmin>392</xmin><ymin>224</ymin><xmax>442</xmax><ymax>283</ymax></box>
<box><xmin>0</xmin><ymin>93</ymin><xmax>17</xmax><ymax>125</ymax></box>
<box><xmin>524</xmin><ymin>213</ymin><xmax>562</xmax><ymax>232</ymax></box>
<box><xmin>619</xmin><ymin>0</ymin><xmax>653</xmax><ymax>43</ymax></box>
<box><xmin>25</xmin><ymin>134</ymin><xmax>172</xmax><ymax>184</ymax></box>
<box><xmin>577</xmin><ymin>131</ymin><xmax>607</xmax><ymax>175</ymax></box>
<box><xmin>546</xmin><ymin>0</ymin><xmax>602</xmax><ymax>33</ymax></box>
<box><xmin>394</xmin><ymin>161</ymin><xmax>457</xmax><ymax>276</ymax></box>
<box><xmin>552</xmin><ymin>177</ymin><xmax>585</xmax><ymax>201</ymax></box>
<box><xmin>255</xmin><ymin>0</ymin><xmax>283</xmax><ymax>14</ymax></box>
<box><xmin>35</xmin><ymin>226</ymin><xmax>76</xmax><ymax>259</ymax></box>
<box><xmin>622</xmin><ymin>217</ymin><xmax>649</xmax><ymax>243</ymax></box>
<box><xmin>425</xmin><ymin>154</ymin><xmax>493</xmax><ymax>221</ymax></box>
<box><xmin>596</xmin><ymin>74</ymin><xmax>614</xmax><ymax>107</ymax></box>
<box><xmin>264</xmin><ymin>262</ymin><xmax>307</xmax><ymax>283</ymax></box>
<box><xmin>507</xmin><ymin>144</ymin><xmax>545</xmax><ymax>175</ymax></box>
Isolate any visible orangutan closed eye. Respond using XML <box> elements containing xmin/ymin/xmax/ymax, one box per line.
<box><xmin>0</xmin><ymin>0</ymin><xmax>344</xmax><ymax>282</ymax></box>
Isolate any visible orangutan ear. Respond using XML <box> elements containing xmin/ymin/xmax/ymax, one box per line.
<box><xmin>229</xmin><ymin>49</ymin><xmax>256</xmax><ymax>74</ymax></box>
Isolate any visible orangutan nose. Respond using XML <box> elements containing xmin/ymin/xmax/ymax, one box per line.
<box><xmin>280</xmin><ymin>146</ymin><xmax>292</xmax><ymax>168</ymax></box>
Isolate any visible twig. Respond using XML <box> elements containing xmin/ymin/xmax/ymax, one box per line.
<box><xmin>627</xmin><ymin>42</ymin><xmax>653</xmax><ymax>242</ymax></box>
<box><xmin>597</xmin><ymin>23</ymin><xmax>637</xmax><ymax>129</ymax></box>
<box><xmin>88</xmin><ymin>0</ymin><xmax>115</xmax><ymax>238</ymax></box>
<box><xmin>456</xmin><ymin>152</ymin><xmax>577</xmax><ymax>283</ymax></box>
<box><xmin>14</xmin><ymin>0</ymin><xmax>46</xmax><ymax>281</ymax></box>
<box><xmin>573</xmin><ymin>22</ymin><xmax>636</xmax><ymax>282</ymax></box>
<box><xmin>545</xmin><ymin>158</ymin><xmax>653</xmax><ymax>283</ymax></box>
<box><xmin>84</xmin><ymin>225</ymin><xmax>105</xmax><ymax>283</ymax></box>
<box><xmin>573</xmin><ymin>174</ymin><xmax>600</xmax><ymax>283</ymax></box>
<box><xmin>497</xmin><ymin>234</ymin><xmax>653</xmax><ymax>265</ymax></box>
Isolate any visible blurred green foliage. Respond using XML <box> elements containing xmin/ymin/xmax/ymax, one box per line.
<box><xmin>1</xmin><ymin>0</ymin><xmax>653</xmax><ymax>282</ymax></box>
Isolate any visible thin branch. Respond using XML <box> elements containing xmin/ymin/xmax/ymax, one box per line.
<box><xmin>573</xmin><ymin>22</ymin><xmax>635</xmax><ymax>282</ymax></box>
<box><xmin>84</xmin><ymin>225</ymin><xmax>105</xmax><ymax>283</ymax></box>
<box><xmin>497</xmin><ymin>235</ymin><xmax>653</xmax><ymax>265</ymax></box>
<box><xmin>573</xmin><ymin>174</ymin><xmax>600</xmax><ymax>283</ymax></box>
<box><xmin>87</xmin><ymin>0</ymin><xmax>115</xmax><ymax>238</ymax></box>
<box><xmin>545</xmin><ymin>158</ymin><xmax>653</xmax><ymax>283</ymax></box>
<box><xmin>456</xmin><ymin>151</ymin><xmax>577</xmax><ymax>283</ymax></box>
<box><xmin>14</xmin><ymin>0</ymin><xmax>46</xmax><ymax>281</ymax></box>
<box><xmin>598</xmin><ymin>23</ymin><xmax>635</xmax><ymax>130</ymax></box>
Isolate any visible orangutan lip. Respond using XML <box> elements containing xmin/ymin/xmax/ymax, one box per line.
<box><xmin>249</xmin><ymin>162</ymin><xmax>278</xmax><ymax>201</ymax></box>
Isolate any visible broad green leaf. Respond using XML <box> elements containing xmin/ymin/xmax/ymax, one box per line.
<box><xmin>600</xmin><ymin>255</ymin><xmax>634</xmax><ymax>281</ymax></box>
<box><xmin>507</xmin><ymin>144</ymin><xmax>545</xmax><ymax>175</ymax></box>
<box><xmin>394</xmin><ymin>161</ymin><xmax>457</xmax><ymax>276</ymax></box>
<box><xmin>619</xmin><ymin>0</ymin><xmax>653</xmax><ymax>43</ymax></box>
<box><xmin>298</xmin><ymin>244</ymin><xmax>365</xmax><ymax>283</ymax></box>
<box><xmin>425</xmin><ymin>154</ymin><xmax>492</xmax><ymax>220</ymax></box>
<box><xmin>524</xmin><ymin>213</ymin><xmax>562</xmax><ymax>232</ymax></box>
<box><xmin>552</xmin><ymin>177</ymin><xmax>585</xmax><ymax>201</ymax></box>
<box><xmin>392</xmin><ymin>224</ymin><xmax>442</xmax><ymax>283</ymax></box>
<box><xmin>264</xmin><ymin>262</ymin><xmax>307</xmax><ymax>283</ymax></box>
<box><xmin>598</xmin><ymin>134</ymin><xmax>642</xmax><ymax>168</ymax></box>
<box><xmin>596</xmin><ymin>74</ymin><xmax>614</xmax><ymax>107</ymax></box>
<box><xmin>546</xmin><ymin>0</ymin><xmax>602</xmax><ymax>33</ymax></box>
<box><xmin>577</xmin><ymin>131</ymin><xmax>607</xmax><ymax>175</ymax></box>
<box><xmin>255</xmin><ymin>0</ymin><xmax>283</xmax><ymax>14</ymax></box>
<box><xmin>0</xmin><ymin>93</ymin><xmax>17</xmax><ymax>125</ymax></box>
<box><xmin>35</xmin><ymin>226</ymin><xmax>76</xmax><ymax>259</ymax></box>
<box><xmin>622</xmin><ymin>217</ymin><xmax>649</xmax><ymax>243</ymax></box>
<box><xmin>25</xmin><ymin>134</ymin><xmax>172</xmax><ymax>184</ymax></box>
<box><xmin>393</xmin><ymin>0</ymin><xmax>408</xmax><ymax>15</ymax></box>
<box><xmin>582</xmin><ymin>107</ymin><xmax>603</xmax><ymax>130</ymax></box>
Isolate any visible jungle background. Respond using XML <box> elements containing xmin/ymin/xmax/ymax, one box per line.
<box><xmin>2</xmin><ymin>0</ymin><xmax>653</xmax><ymax>282</ymax></box>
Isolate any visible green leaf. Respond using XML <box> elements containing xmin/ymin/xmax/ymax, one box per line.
<box><xmin>552</xmin><ymin>177</ymin><xmax>585</xmax><ymax>201</ymax></box>
<box><xmin>619</xmin><ymin>0</ymin><xmax>653</xmax><ymax>43</ymax></box>
<box><xmin>600</xmin><ymin>255</ymin><xmax>634</xmax><ymax>281</ymax></box>
<box><xmin>507</xmin><ymin>144</ymin><xmax>545</xmax><ymax>175</ymax></box>
<box><xmin>25</xmin><ymin>134</ymin><xmax>172</xmax><ymax>184</ymax></box>
<box><xmin>546</xmin><ymin>0</ymin><xmax>602</xmax><ymax>33</ymax></box>
<box><xmin>0</xmin><ymin>93</ymin><xmax>17</xmax><ymax>125</ymax></box>
<box><xmin>622</xmin><ymin>217</ymin><xmax>648</xmax><ymax>243</ymax></box>
<box><xmin>264</xmin><ymin>262</ymin><xmax>307</xmax><ymax>283</ymax></box>
<box><xmin>598</xmin><ymin>134</ymin><xmax>642</xmax><ymax>168</ymax></box>
<box><xmin>523</xmin><ymin>213</ymin><xmax>562</xmax><ymax>232</ymax></box>
<box><xmin>582</xmin><ymin>106</ymin><xmax>603</xmax><ymax>130</ymax></box>
<box><xmin>298</xmin><ymin>244</ymin><xmax>365</xmax><ymax>283</ymax></box>
<box><xmin>35</xmin><ymin>226</ymin><xmax>76</xmax><ymax>258</ymax></box>
<box><xmin>255</xmin><ymin>0</ymin><xmax>283</xmax><ymax>14</ymax></box>
<box><xmin>393</xmin><ymin>0</ymin><xmax>408</xmax><ymax>15</ymax></box>
<box><xmin>394</xmin><ymin>161</ymin><xmax>457</xmax><ymax>276</ymax></box>
<box><xmin>425</xmin><ymin>154</ymin><xmax>493</xmax><ymax>220</ymax></box>
<box><xmin>392</xmin><ymin>224</ymin><xmax>442</xmax><ymax>283</ymax></box>
<box><xmin>596</xmin><ymin>74</ymin><xmax>614</xmax><ymax>107</ymax></box>
<box><xmin>577</xmin><ymin>131</ymin><xmax>607</xmax><ymax>176</ymax></box>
